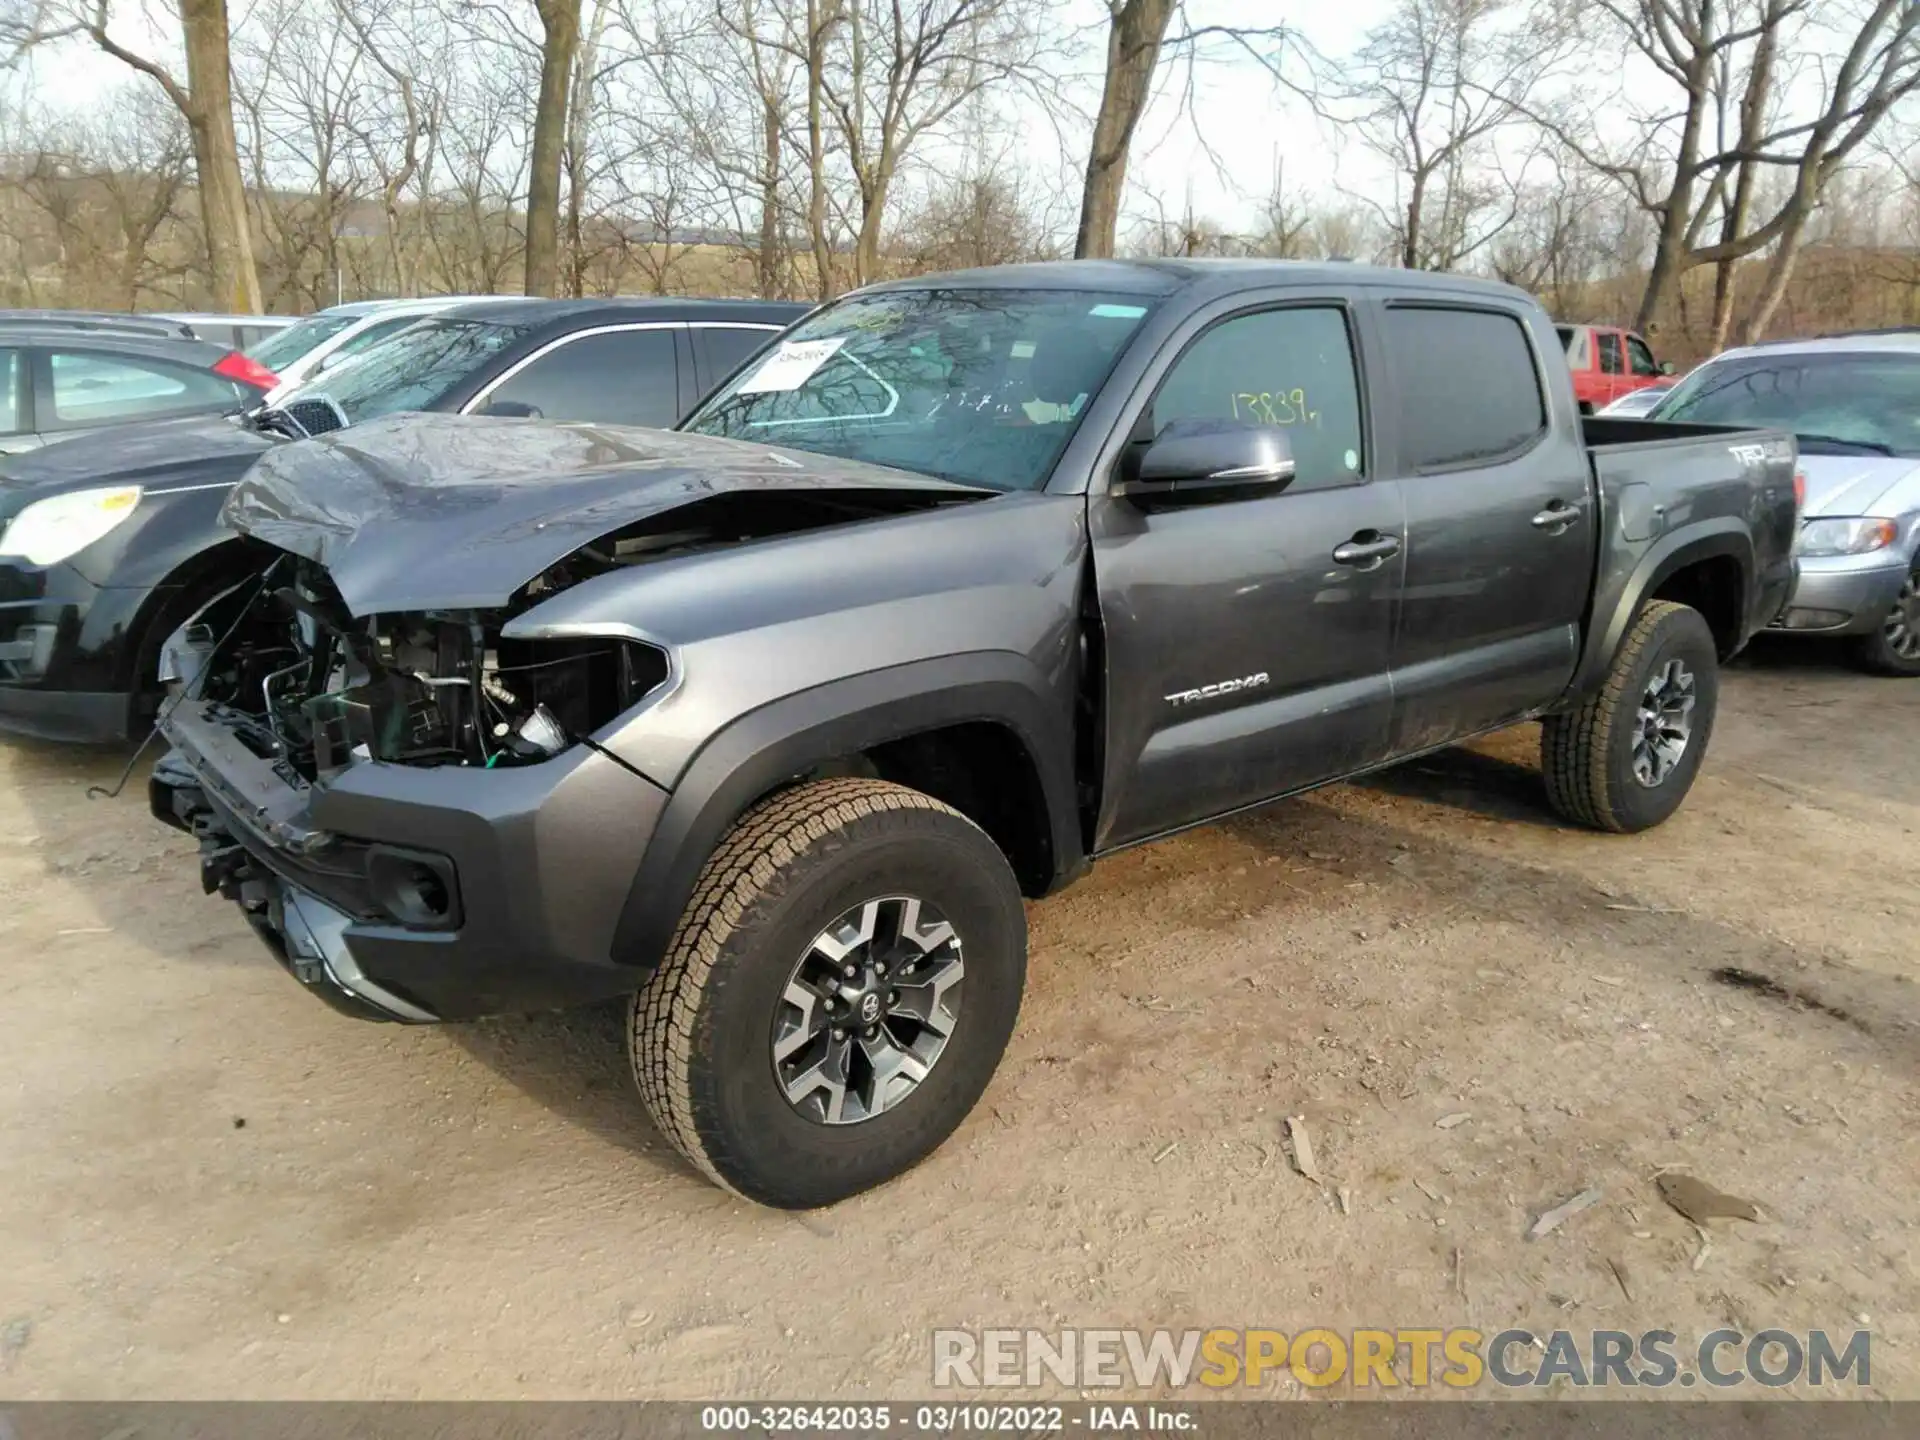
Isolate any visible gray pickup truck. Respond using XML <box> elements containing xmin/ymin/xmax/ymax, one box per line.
<box><xmin>149</xmin><ymin>261</ymin><xmax>1798</xmax><ymax>1207</ymax></box>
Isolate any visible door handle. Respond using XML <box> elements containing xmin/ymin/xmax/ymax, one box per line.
<box><xmin>1331</xmin><ymin>533</ymin><xmax>1401</xmax><ymax>568</ymax></box>
<box><xmin>1531</xmin><ymin>501</ymin><xmax>1581</xmax><ymax>532</ymax></box>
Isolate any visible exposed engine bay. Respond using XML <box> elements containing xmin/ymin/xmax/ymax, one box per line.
<box><xmin>164</xmin><ymin>553</ymin><xmax>669</xmax><ymax>782</ymax></box>
<box><xmin>163</xmin><ymin>485</ymin><xmax>978</xmax><ymax>781</ymax></box>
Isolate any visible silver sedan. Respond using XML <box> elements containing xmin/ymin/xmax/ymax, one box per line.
<box><xmin>1649</xmin><ymin>333</ymin><xmax>1920</xmax><ymax>674</ymax></box>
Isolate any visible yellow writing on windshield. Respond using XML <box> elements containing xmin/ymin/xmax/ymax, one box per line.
<box><xmin>1232</xmin><ymin>389</ymin><xmax>1318</xmax><ymax>425</ymax></box>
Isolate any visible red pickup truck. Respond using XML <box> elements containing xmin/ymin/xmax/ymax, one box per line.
<box><xmin>1557</xmin><ymin>324</ymin><xmax>1672</xmax><ymax>413</ymax></box>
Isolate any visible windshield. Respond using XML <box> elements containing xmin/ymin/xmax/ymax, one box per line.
<box><xmin>248</xmin><ymin>313</ymin><xmax>355</xmax><ymax>370</ymax></box>
<box><xmin>682</xmin><ymin>288</ymin><xmax>1156</xmax><ymax>490</ymax></box>
<box><xmin>1653</xmin><ymin>351</ymin><xmax>1920</xmax><ymax>456</ymax></box>
<box><xmin>282</xmin><ymin>318</ymin><xmax>526</xmax><ymax>425</ymax></box>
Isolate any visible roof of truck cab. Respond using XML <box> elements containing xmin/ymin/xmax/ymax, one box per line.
<box><xmin>436</xmin><ymin>296</ymin><xmax>811</xmax><ymax>328</ymax></box>
<box><xmin>859</xmin><ymin>258</ymin><xmax>1537</xmax><ymax>304</ymax></box>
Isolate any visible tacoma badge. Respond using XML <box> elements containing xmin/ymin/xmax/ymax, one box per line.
<box><xmin>1165</xmin><ymin>672</ymin><xmax>1270</xmax><ymax>706</ymax></box>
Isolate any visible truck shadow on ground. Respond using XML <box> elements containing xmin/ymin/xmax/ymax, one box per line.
<box><xmin>444</xmin><ymin>1000</ymin><xmax>698</xmax><ymax>1177</ymax></box>
<box><xmin>1350</xmin><ymin>733</ymin><xmax>1558</xmax><ymax>827</ymax></box>
<box><xmin>450</xmin><ymin>779</ymin><xmax>1919</xmax><ymax>1158</ymax></box>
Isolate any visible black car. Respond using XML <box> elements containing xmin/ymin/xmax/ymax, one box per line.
<box><xmin>0</xmin><ymin>296</ymin><xmax>807</xmax><ymax>742</ymax></box>
<box><xmin>0</xmin><ymin>317</ymin><xmax>278</xmax><ymax>457</ymax></box>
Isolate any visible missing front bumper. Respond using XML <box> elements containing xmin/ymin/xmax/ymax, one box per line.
<box><xmin>149</xmin><ymin>698</ymin><xmax>672</xmax><ymax>1021</ymax></box>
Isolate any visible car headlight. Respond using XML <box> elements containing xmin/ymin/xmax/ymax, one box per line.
<box><xmin>0</xmin><ymin>485</ymin><xmax>144</xmax><ymax>567</ymax></box>
<box><xmin>1797</xmin><ymin>516</ymin><xmax>1898</xmax><ymax>558</ymax></box>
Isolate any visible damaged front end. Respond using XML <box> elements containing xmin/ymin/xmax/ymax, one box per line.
<box><xmin>161</xmin><ymin>555</ymin><xmax>671</xmax><ymax>781</ymax></box>
<box><xmin>146</xmin><ymin>416</ymin><xmax>997</xmax><ymax>1020</ymax></box>
<box><xmin>149</xmin><ymin>552</ymin><xmax>675</xmax><ymax>1022</ymax></box>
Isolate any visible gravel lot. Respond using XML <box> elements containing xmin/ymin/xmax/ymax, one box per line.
<box><xmin>1</xmin><ymin>642</ymin><xmax>1914</xmax><ymax>1400</ymax></box>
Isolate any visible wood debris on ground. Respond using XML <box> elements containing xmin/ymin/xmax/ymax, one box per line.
<box><xmin>1528</xmin><ymin>1186</ymin><xmax>1604</xmax><ymax>1240</ymax></box>
<box><xmin>1285</xmin><ymin>1116</ymin><xmax>1320</xmax><ymax>1184</ymax></box>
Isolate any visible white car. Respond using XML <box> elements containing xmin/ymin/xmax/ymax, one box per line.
<box><xmin>246</xmin><ymin>295</ymin><xmax>524</xmax><ymax>403</ymax></box>
<box><xmin>1651</xmin><ymin>331</ymin><xmax>1920</xmax><ymax>674</ymax></box>
<box><xmin>1597</xmin><ymin>380</ymin><xmax>1676</xmax><ymax>417</ymax></box>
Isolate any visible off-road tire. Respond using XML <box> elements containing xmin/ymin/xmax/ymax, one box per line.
<box><xmin>630</xmin><ymin>778</ymin><xmax>1026</xmax><ymax>1208</ymax></box>
<box><xmin>1844</xmin><ymin>562</ymin><xmax>1920</xmax><ymax>676</ymax></box>
<box><xmin>1541</xmin><ymin>600</ymin><xmax>1719</xmax><ymax>834</ymax></box>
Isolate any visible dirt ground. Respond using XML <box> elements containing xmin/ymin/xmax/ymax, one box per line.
<box><xmin>1</xmin><ymin>640</ymin><xmax>1915</xmax><ymax>1402</ymax></box>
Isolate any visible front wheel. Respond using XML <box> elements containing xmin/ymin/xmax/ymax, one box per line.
<box><xmin>1541</xmin><ymin>600</ymin><xmax>1719</xmax><ymax>833</ymax></box>
<box><xmin>1845</xmin><ymin>563</ymin><xmax>1920</xmax><ymax>676</ymax></box>
<box><xmin>630</xmin><ymin>778</ymin><xmax>1027</xmax><ymax>1208</ymax></box>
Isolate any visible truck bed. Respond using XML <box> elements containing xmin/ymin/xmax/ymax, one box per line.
<box><xmin>1568</xmin><ymin>414</ymin><xmax>1800</xmax><ymax>693</ymax></box>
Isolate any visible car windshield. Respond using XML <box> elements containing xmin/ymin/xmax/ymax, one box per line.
<box><xmin>248</xmin><ymin>313</ymin><xmax>355</xmax><ymax>370</ymax></box>
<box><xmin>282</xmin><ymin>318</ymin><xmax>526</xmax><ymax>424</ymax></box>
<box><xmin>1653</xmin><ymin>351</ymin><xmax>1920</xmax><ymax>456</ymax></box>
<box><xmin>681</xmin><ymin>288</ymin><xmax>1156</xmax><ymax>491</ymax></box>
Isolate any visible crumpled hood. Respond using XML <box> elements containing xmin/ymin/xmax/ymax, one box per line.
<box><xmin>0</xmin><ymin>412</ymin><xmax>271</xmax><ymax>500</ymax></box>
<box><xmin>1798</xmin><ymin>454</ymin><xmax>1920</xmax><ymax>518</ymax></box>
<box><xmin>223</xmin><ymin>412</ymin><xmax>988</xmax><ymax>615</ymax></box>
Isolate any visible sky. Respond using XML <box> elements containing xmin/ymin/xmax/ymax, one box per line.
<box><xmin>12</xmin><ymin>0</ymin><xmax>1397</xmax><ymax>243</ymax></box>
<box><xmin>1109</xmin><ymin>0</ymin><xmax>1395</xmax><ymax>231</ymax></box>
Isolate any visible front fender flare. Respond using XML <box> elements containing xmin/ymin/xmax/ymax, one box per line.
<box><xmin>607</xmin><ymin>651</ymin><xmax>1080</xmax><ymax>972</ymax></box>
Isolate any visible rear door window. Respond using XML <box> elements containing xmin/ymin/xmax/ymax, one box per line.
<box><xmin>44</xmin><ymin>350</ymin><xmax>241</xmax><ymax>429</ymax></box>
<box><xmin>1384</xmin><ymin>306</ymin><xmax>1546</xmax><ymax>470</ymax></box>
<box><xmin>479</xmin><ymin>328</ymin><xmax>682</xmax><ymax>427</ymax></box>
<box><xmin>1597</xmin><ymin>331</ymin><xmax>1624</xmax><ymax>374</ymax></box>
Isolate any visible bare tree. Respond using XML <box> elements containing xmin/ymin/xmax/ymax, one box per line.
<box><xmin>1542</xmin><ymin>0</ymin><xmax>1920</xmax><ymax>337</ymax></box>
<box><xmin>333</xmin><ymin>0</ymin><xmax>440</xmax><ymax>298</ymax></box>
<box><xmin>524</xmin><ymin>0</ymin><xmax>582</xmax><ymax>295</ymax></box>
<box><xmin>896</xmin><ymin>161</ymin><xmax>1060</xmax><ymax>271</ymax></box>
<box><xmin>812</xmin><ymin>0</ymin><xmax>1051</xmax><ymax>287</ymax></box>
<box><xmin>1074</xmin><ymin>3</ymin><xmax>1297</xmax><ymax>259</ymax></box>
<box><xmin>1077</xmin><ymin>0</ymin><xmax>1171</xmax><ymax>259</ymax></box>
<box><xmin>6</xmin><ymin>0</ymin><xmax>264</xmax><ymax>309</ymax></box>
<box><xmin>1326</xmin><ymin>0</ymin><xmax>1567</xmax><ymax>271</ymax></box>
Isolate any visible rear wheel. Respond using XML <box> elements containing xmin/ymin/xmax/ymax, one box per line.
<box><xmin>1541</xmin><ymin>600</ymin><xmax>1719</xmax><ymax>833</ymax></box>
<box><xmin>630</xmin><ymin>778</ymin><xmax>1026</xmax><ymax>1208</ymax></box>
<box><xmin>1845</xmin><ymin>563</ymin><xmax>1920</xmax><ymax>676</ymax></box>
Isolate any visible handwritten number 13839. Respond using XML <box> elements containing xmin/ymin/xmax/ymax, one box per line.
<box><xmin>1232</xmin><ymin>389</ymin><xmax>1316</xmax><ymax>425</ymax></box>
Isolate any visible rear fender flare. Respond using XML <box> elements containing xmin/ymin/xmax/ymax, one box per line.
<box><xmin>608</xmin><ymin>652</ymin><xmax>1081</xmax><ymax>972</ymax></box>
<box><xmin>1572</xmin><ymin>519</ymin><xmax>1752</xmax><ymax>698</ymax></box>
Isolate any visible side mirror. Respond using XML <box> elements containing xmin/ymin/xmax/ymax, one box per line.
<box><xmin>1659</xmin><ymin>360</ymin><xmax>1675</xmax><ymax>375</ymax></box>
<box><xmin>1115</xmin><ymin>420</ymin><xmax>1297</xmax><ymax>508</ymax></box>
<box><xmin>479</xmin><ymin>399</ymin><xmax>543</xmax><ymax>419</ymax></box>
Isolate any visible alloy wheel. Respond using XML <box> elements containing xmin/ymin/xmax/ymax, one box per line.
<box><xmin>772</xmin><ymin>896</ymin><xmax>965</xmax><ymax>1125</ymax></box>
<box><xmin>1632</xmin><ymin>658</ymin><xmax>1696</xmax><ymax>787</ymax></box>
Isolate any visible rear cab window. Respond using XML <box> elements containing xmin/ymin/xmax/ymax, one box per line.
<box><xmin>1384</xmin><ymin>306</ymin><xmax>1546</xmax><ymax>470</ymax></box>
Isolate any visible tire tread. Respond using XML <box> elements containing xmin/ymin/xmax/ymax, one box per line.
<box><xmin>1541</xmin><ymin>599</ymin><xmax>1696</xmax><ymax>834</ymax></box>
<box><xmin>630</xmin><ymin>778</ymin><xmax>973</xmax><ymax>1197</ymax></box>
